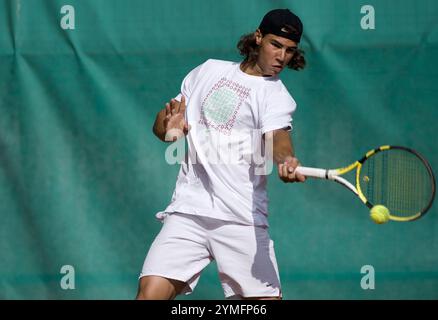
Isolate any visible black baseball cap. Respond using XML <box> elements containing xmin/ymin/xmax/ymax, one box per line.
<box><xmin>258</xmin><ymin>9</ymin><xmax>303</xmax><ymax>43</ymax></box>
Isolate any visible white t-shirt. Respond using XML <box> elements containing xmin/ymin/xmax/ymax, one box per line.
<box><xmin>157</xmin><ymin>59</ymin><xmax>297</xmax><ymax>226</ymax></box>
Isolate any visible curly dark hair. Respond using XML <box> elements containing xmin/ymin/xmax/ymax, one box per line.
<box><xmin>237</xmin><ymin>32</ymin><xmax>306</xmax><ymax>71</ymax></box>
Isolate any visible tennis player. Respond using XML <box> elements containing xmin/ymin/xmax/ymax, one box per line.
<box><xmin>137</xmin><ymin>8</ymin><xmax>306</xmax><ymax>300</ymax></box>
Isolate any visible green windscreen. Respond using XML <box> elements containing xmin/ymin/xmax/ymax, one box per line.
<box><xmin>0</xmin><ymin>0</ymin><xmax>437</xmax><ymax>299</ymax></box>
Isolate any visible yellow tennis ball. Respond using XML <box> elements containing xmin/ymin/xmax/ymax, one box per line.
<box><xmin>370</xmin><ymin>205</ymin><xmax>390</xmax><ymax>224</ymax></box>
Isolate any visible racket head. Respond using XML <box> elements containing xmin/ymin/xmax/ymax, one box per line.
<box><xmin>356</xmin><ymin>146</ymin><xmax>436</xmax><ymax>221</ymax></box>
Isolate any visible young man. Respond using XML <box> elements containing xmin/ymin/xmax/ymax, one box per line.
<box><xmin>137</xmin><ymin>8</ymin><xmax>306</xmax><ymax>300</ymax></box>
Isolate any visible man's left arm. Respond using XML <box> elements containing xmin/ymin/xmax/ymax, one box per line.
<box><xmin>271</xmin><ymin>129</ymin><xmax>306</xmax><ymax>183</ymax></box>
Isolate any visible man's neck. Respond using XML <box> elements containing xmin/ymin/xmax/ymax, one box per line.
<box><xmin>240</xmin><ymin>61</ymin><xmax>271</xmax><ymax>77</ymax></box>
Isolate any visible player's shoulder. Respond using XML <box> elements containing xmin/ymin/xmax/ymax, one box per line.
<box><xmin>201</xmin><ymin>58</ymin><xmax>235</xmax><ymax>69</ymax></box>
<box><xmin>267</xmin><ymin>79</ymin><xmax>296</xmax><ymax>102</ymax></box>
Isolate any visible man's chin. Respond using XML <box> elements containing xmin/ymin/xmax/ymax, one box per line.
<box><xmin>262</xmin><ymin>68</ymin><xmax>282</xmax><ymax>77</ymax></box>
<box><xmin>271</xmin><ymin>67</ymin><xmax>284</xmax><ymax>75</ymax></box>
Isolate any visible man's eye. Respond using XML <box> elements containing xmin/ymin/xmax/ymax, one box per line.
<box><xmin>272</xmin><ymin>42</ymin><xmax>281</xmax><ymax>48</ymax></box>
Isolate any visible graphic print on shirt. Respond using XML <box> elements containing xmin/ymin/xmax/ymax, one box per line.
<box><xmin>199</xmin><ymin>77</ymin><xmax>251</xmax><ymax>135</ymax></box>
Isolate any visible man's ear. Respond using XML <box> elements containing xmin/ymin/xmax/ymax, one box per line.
<box><xmin>255</xmin><ymin>29</ymin><xmax>263</xmax><ymax>45</ymax></box>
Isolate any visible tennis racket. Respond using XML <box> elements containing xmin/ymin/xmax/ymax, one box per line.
<box><xmin>295</xmin><ymin>145</ymin><xmax>436</xmax><ymax>222</ymax></box>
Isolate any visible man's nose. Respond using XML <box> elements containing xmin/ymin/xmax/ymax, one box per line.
<box><xmin>277</xmin><ymin>49</ymin><xmax>286</xmax><ymax>63</ymax></box>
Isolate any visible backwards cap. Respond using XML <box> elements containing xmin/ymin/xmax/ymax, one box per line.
<box><xmin>259</xmin><ymin>9</ymin><xmax>303</xmax><ymax>43</ymax></box>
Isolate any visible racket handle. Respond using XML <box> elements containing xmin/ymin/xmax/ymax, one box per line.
<box><xmin>295</xmin><ymin>166</ymin><xmax>329</xmax><ymax>179</ymax></box>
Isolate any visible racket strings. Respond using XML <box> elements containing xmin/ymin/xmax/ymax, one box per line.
<box><xmin>360</xmin><ymin>149</ymin><xmax>433</xmax><ymax>218</ymax></box>
<box><xmin>389</xmin><ymin>152</ymin><xmax>423</xmax><ymax>214</ymax></box>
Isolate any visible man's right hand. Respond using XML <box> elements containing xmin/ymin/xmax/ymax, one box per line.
<box><xmin>277</xmin><ymin>156</ymin><xmax>306</xmax><ymax>183</ymax></box>
<box><xmin>164</xmin><ymin>95</ymin><xmax>190</xmax><ymax>142</ymax></box>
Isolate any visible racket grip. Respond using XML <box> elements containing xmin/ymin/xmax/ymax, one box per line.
<box><xmin>295</xmin><ymin>166</ymin><xmax>329</xmax><ymax>179</ymax></box>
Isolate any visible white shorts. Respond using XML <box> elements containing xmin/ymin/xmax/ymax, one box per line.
<box><xmin>140</xmin><ymin>213</ymin><xmax>281</xmax><ymax>298</ymax></box>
